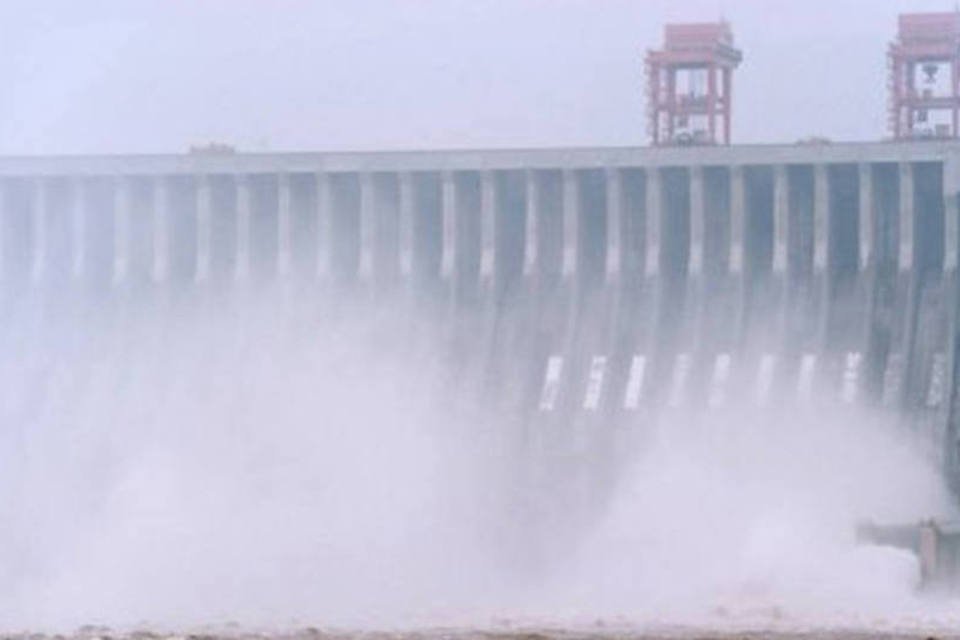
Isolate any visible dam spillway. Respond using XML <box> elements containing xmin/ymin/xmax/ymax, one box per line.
<box><xmin>3</xmin><ymin>141</ymin><xmax>960</xmax><ymax>490</ymax></box>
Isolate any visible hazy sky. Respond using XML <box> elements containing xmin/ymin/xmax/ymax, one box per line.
<box><xmin>0</xmin><ymin>0</ymin><xmax>955</xmax><ymax>154</ymax></box>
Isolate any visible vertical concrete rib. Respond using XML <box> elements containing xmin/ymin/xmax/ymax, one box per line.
<box><xmin>859</xmin><ymin>163</ymin><xmax>874</xmax><ymax>272</ymax></box>
<box><xmin>359</xmin><ymin>173</ymin><xmax>375</xmax><ymax>282</ymax></box>
<box><xmin>661</xmin><ymin>167</ymin><xmax>692</xmax><ymax>277</ymax></box>
<box><xmin>480</xmin><ymin>171</ymin><xmax>495</xmax><ymax>282</ymax></box>
<box><xmin>164</xmin><ymin>176</ymin><xmax>198</xmax><ymax>284</ymax></box>
<box><xmin>946</xmin><ymin>188</ymin><xmax>959</xmax><ymax>273</ymax></box>
<box><xmin>409</xmin><ymin>172</ymin><xmax>442</xmax><ymax>291</ymax></box>
<box><xmin>524</xmin><ymin>170</ymin><xmax>539</xmax><ymax>279</ymax></box>
<box><xmin>696</xmin><ymin>168</ymin><xmax>732</xmax><ymax>356</ymax></box>
<box><xmin>605</xmin><ymin>168</ymin><xmax>623</xmax><ymax>281</ymax></box>
<box><xmin>439</xmin><ymin>171</ymin><xmax>458</xmax><ymax>285</ymax></box>
<box><xmin>645</xmin><ymin>167</ymin><xmax>661</xmax><ymax>277</ymax></box>
<box><xmin>785</xmin><ymin>165</ymin><xmax>815</xmax><ymax>298</ymax></box>
<box><xmin>745</xmin><ymin>166</ymin><xmax>775</xmax><ymax>279</ymax></box>
<box><xmin>813</xmin><ymin>163</ymin><xmax>829</xmax><ymax>273</ymax></box>
<box><xmin>915</xmin><ymin>162</ymin><xmax>945</xmax><ymax>274</ymax></box>
<box><xmin>654</xmin><ymin>167</ymin><xmax>692</xmax><ymax>399</ymax></box>
<box><xmin>900</xmin><ymin>163</ymin><xmax>945</xmax><ymax>415</ymax></box>
<box><xmin>246</xmin><ymin>174</ymin><xmax>280</xmax><ymax>282</ymax></box>
<box><xmin>195</xmin><ymin>174</ymin><xmax>212</xmax><ymax>283</ymax></box>
<box><xmin>575</xmin><ymin>169</ymin><xmax>607</xmax><ymax>293</ymax></box>
<box><xmin>73</xmin><ymin>177</ymin><xmax>86</xmax><ymax>281</ymax></box>
<box><xmin>0</xmin><ymin>179</ymin><xmax>5</xmax><ymax>282</ymax></box>
<box><xmin>562</xmin><ymin>168</ymin><xmax>579</xmax><ymax>279</ymax></box>
<box><xmin>821</xmin><ymin>164</ymin><xmax>862</xmax><ymax>355</ymax></box>
<box><xmin>121</xmin><ymin>178</ymin><xmax>150</xmax><ymax>284</ymax></box>
<box><xmin>535</xmin><ymin>170</ymin><xmax>564</xmax><ymax>292</ymax></box>
<box><xmin>235</xmin><ymin>174</ymin><xmax>251</xmax><ymax>282</ymax></box>
<box><xmin>812</xmin><ymin>164</ymin><xmax>830</xmax><ymax>353</ymax></box>
<box><xmin>730</xmin><ymin>165</ymin><xmax>745</xmax><ymax>274</ymax></box>
<box><xmin>689</xmin><ymin>165</ymin><xmax>705</xmax><ymax>277</ymax></box>
<box><xmin>452</xmin><ymin>172</ymin><xmax>483</xmax><ymax>304</ymax></box>
<box><xmin>399</xmin><ymin>172</ymin><xmax>414</xmax><ymax>279</ymax></box>
<box><xmin>33</xmin><ymin>177</ymin><xmax>47</xmax><ymax>284</ymax></box>
<box><xmin>660</xmin><ymin>167</ymin><xmax>692</xmax><ymax>283</ymax></box>
<box><xmin>900</xmin><ymin>162</ymin><xmax>915</xmax><ymax>271</ymax></box>
<box><xmin>619</xmin><ymin>169</ymin><xmax>646</xmax><ymax>290</ymax></box>
<box><xmin>87</xmin><ymin>177</ymin><xmax>121</xmax><ymax>285</ymax></box>
<box><xmin>112</xmin><ymin>176</ymin><xmax>130</xmax><ymax>285</ymax></box>
<box><xmin>739</xmin><ymin>165</ymin><xmax>777</xmax><ymax>351</ymax></box>
<box><xmin>208</xmin><ymin>175</ymin><xmax>239</xmax><ymax>283</ymax></box>
<box><xmin>773</xmin><ymin>164</ymin><xmax>788</xmax><ymax>273</ymax></box>
<box><xmin>493</xmin><ymin>170</ymin><xmax>527</xmax><ymax>299</ymax></box>
<box><xmin>0</xmin><ymin>178</ymin><xmax>31</xmax><ymax>285</ymax></box>
<box><xmin>277</xmin><ymin>172</ymin><xmax>293</xmax><ymax>278</ymax></box>
<box><xmin>702</xmin><ymin>168</ymin><xmax>732</xmax><ymax>276</ymax></box>
<box><xmin>316</xmin><ymin>172</ymin><xmax>332</xmax><ymax>279</ymax></box>
<box><xmin>154</xmin><ymin>177</ymin><xmax>173</xmax><ymax>283</ymax></box>
<box><xmin>863</xmin><ymin>163</ymin><xmax>900</xmax><ymax>404</ymax></box>
<box><xmin>335</xmin><ymin>173</ymin><xmax>363</xmax><ymax>283</ymax></box>
<box><xmin>370</xmin><ymin>173</ymin><xmax>401</xmax><ymax>287</ymax></box>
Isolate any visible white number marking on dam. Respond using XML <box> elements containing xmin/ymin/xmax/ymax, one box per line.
<box><xmin>583</xmin><ymin>356</ymin><xmax>607</xmax><ymax>411</ymax></box>
<box><xmin>539</xmin><ymin>356</ymin><xmax>564</xmax><ymax>412</ymax></box>
<box><xmin>624</xmin><ymin>355</ymin><xmax>647</xmax><ymax>409</ymax></box>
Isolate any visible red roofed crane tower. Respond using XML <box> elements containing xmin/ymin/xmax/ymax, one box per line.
<box><xmin>645</xmin><ymin>22</ymin><xmax>743</xmax><ymax>146</ymax></box>
<box><xmin>889</xmin><ymin>11</ymin><xmax>960</xmax><ymax>140</ymax></box>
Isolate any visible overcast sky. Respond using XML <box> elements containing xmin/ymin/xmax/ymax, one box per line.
<box><xmin>0</xmin><ymin>0</ymin><xmax>955</xmax><ymax>154</ymax></box>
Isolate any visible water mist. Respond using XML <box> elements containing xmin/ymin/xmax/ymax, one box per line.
<box><xmin>0</xmin><ymin>286</ymin><xmax>956</xmax><ymax>634</ymax></box>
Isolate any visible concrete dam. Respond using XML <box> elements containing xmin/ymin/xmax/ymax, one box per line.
<box><xmin>2</xmin><ymin>141</ymin><xmax>960</xmax><ymax>490</ymax></box>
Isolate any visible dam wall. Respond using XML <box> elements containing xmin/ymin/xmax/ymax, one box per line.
<box><xmin>3</xmin><ymin>140</ymin><xmax>960</xmax><ymax>482</ymax></box>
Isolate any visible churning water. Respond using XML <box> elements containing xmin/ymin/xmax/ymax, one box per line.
<box><xmin>0</xmin><ymin>284</ymin><xmax>957</xmax><ymax>634</ymax></box>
